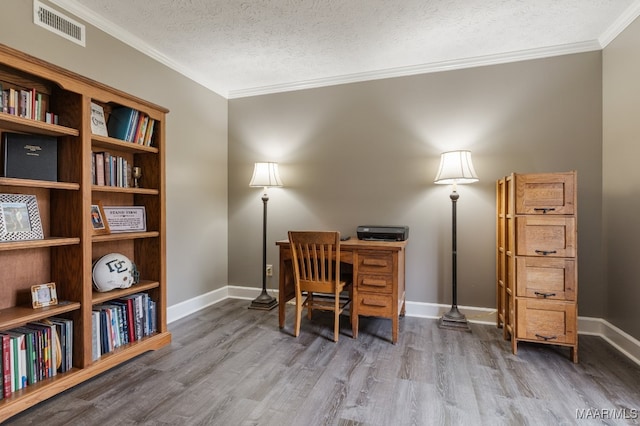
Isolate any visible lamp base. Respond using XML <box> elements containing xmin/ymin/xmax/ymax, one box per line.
<box><xmin>248</xmin><ymin>291</ymin><xmax>278</xmax><ymax>311</ymax></box>
<box><xmin>438</xmin><ymin>306</ymin><xmax>471</xmax><ymax>332</ymax></box>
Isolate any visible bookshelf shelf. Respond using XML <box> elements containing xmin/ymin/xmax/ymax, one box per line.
<box><xmin>91</xmin><ymin>134</ymin><xmax>158</xmax><ymax>153</ymax></box>
<box><xmin>0</xmin><ymin>302</ymin><xmax>81</xmax><ymax>330</ymax></box>
<box><xmin>0</xmin><ymin>112</ymin><xmax>79</xmax><ymax>137</ymax></box>
<box><xmin>91</xmin><ymin>280</ymin><xmax>160</xmax><ymax>304</ymax></box>
<box><xmin>0</xmin><ymin>43</ymin><xmax>170</xmax><ymax>422</ymax></box>
<box><xmin>0</xmin><ymin>237</ymin><xmax>80</xmax><ymax>252</ymax></box>
<box><xmin>92</xmin><ymin>231</ymin><xmax>160</xmax><ymax>243</ymax></box>
<box><xmin>0</xmin><ymin>177</ymin><xmax>80</xmax><ymax>190</ymax></box>
<box><xmin>91</xmin><ymin>185</ymin><xmax>159</xmax><ymax>195</ymax></box>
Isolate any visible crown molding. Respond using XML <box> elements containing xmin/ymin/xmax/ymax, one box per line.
<box><xmin>228</xmin><ymin>41</ymin><xmax>602</xmax><ymax>99</ymax></box>
<box><xmin>598</xmin><ymin>0</ymin><xmax>640</xmax><ymax>48</ymax></box>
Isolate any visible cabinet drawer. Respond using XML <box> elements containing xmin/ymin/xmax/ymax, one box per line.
<box><xmin>357</xmin><ymin>252</ymin><xmax>393</xmax><ymax>274</ymax></box>
<box><xmin>516</xmin><ymin>257</ymin><xmax>576</xmax><ymax>300</ymax></box>
<box><xmin>516</xmin><ymin>299</ymin><xmax>576</xmax><ymax>344</ymax></box>
<box><xmin>516</xmin><ymin>216</ymin><xmax>576</xmax><ymax>257</ymax></box>
<box><xmin>358</xmin><ymin>274</ymin><xmax>393</xmax><ymax>294</ymax></box>
<box><xmin>515</xmin><ymin>172</ymin><xmax>576</xmax><ymax>215</ymax></box>
<box><xmin>355</xmin><ymin>292</ymin><xmax>393</xmax><ymax>317</ymax></box>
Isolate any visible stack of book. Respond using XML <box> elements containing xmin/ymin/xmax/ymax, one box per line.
<box><xmin>0</xmin><ymin>83</ymin><xmax>58</xmax><ymax>124</ymax></box>
<box><xmin>92</xmin><ymin>293</ymin><xmax>157</xmax><ymax>360</ymax></box>
<box><xmin>92</xmin><ymin>151</ymin><xmax>131</xmax><ymax>187</ymax></box>
<box><xmin>0</xmin><ymin>317</ymin><xmax>73</xmax><ymax>399</ymax></box>
<box><xmin>106</xmin><ymin>107</ymin><xmax>156</xmax><ymax>146</ymax></box>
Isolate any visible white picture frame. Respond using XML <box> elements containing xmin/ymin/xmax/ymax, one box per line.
<box><xmin>0</xmin><ymin>193</ymin><xmax>44</xmax><ymax>241</ymax></box>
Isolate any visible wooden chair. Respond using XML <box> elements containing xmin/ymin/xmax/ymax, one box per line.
<box><xmin>288</xmin><ymin>231</ymin><xmax>352</xmax><ymax>342</ymax></box>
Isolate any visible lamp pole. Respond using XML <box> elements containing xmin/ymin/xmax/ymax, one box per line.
<box><xmin>433</xmin><ymin>150</ymin><xmax>478</xmax><ymax>332</ymax></box>
<box><xmin>249</xmin><ymin>162</ymin><xmax>282</xmax><ymax>310</ymax></box>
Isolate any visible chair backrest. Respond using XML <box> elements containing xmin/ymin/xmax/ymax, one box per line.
<box><xmin>288</xmin><ymin>231</ymin><xmax>341</xmax><ymax>293</ymax></box>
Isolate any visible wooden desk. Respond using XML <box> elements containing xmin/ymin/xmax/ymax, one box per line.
<box><xmin>276</xmin><ymin>238</ymin><xmax>408</xmax><ymax>343</ymax></box>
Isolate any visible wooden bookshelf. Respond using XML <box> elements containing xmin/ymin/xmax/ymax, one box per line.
<box><xmin>0</xmin><ymin>43</ymin><xmax>170</xmax><ymax>422</ymax></box>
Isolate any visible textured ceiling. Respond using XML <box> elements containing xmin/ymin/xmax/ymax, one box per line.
<box><xmin>51</xmin><ymin>0</ymin><xmax>640</xmax><ymax>98</ymax></box>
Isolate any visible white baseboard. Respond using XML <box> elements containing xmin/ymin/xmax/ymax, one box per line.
<box><xmin>167</xmin><ymin>285</ymin><xmax>640</xmax><ymax>366</ymax></box>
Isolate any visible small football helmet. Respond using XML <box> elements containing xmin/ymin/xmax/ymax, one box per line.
<box><xmin>92</xmin><ymin>253</ymin><xmax>139</xmax><ymax>292</ymax></box>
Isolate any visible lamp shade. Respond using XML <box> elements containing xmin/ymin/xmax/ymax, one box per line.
<box><xmin>249</xmin><ymin>162</ymin><xmax>283</xmax><ymax>187</ymax></box>
<box><xmin>434</xmin><ymin>150</ymin><xmax>479</xmax><ymax>184</ymax></box>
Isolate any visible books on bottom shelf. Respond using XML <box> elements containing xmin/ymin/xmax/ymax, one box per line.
<box><xmin>92</xmin><ymin>292</ymin><xmax>157</xmax><ymax>360</ymax></box>
<box><xmin>0</xmin><ymin>317</ymin><xmax>73</xmax><ymax>399</ymax></box>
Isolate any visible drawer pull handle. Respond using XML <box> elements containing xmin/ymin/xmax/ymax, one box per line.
<box><xmin>362</xmin><ymin>298</ymin><xmax>387</xmax><ymax>307</ymax></box>
<box><xmin>535</xmin><ymin>250</ymin><xmax>557</xmax><ymax>256</ymax></box>
<box><xmin>362</xmin><ymin>279</ymin><xmax>387</xmax><ymax>287</ymax></box>
<box><xmin>534</xmin><ymin>291</ymin><xmax>556</xmax><ymax>298</ymax></box>
<box><xmin>362</xmin><ymin>259</ymin><xmax>387</xmax><ymax>267</ymax></box>
<box><xmin>534</xmin><ymin>208</ymin><xmax>556</xmax><ymax>214</ymax></box>
<box><xmin>535</xmin><ymin>334</ymin><xmax>558</xmax><ymax>341</ymax></box>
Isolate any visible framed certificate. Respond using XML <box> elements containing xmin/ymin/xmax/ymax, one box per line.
<box><xmin>103</xmin><ymin>206</ymin><xmax>147</xmax><ymax>233</ymax></box>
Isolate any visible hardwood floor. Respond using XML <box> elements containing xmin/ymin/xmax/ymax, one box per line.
<box><xmin>5</xmin><ymin>298</ymin><xmax>640</xmax><ymax>425</ymax></box>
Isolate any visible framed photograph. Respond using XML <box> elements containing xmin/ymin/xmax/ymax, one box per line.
<box><xmin>0</xmin><ymin>193</ymin><xmax>44</xmax><ymax>241</ymax></box>
<box><xmin>103</xmin><ymin>206</ymin><xmax>147</xmax><ymax>233</ymax></box>
<box><xmin>90</xmin><ymin>201</ymin><xmax>110</xmax><ymax>235</ymax></box>
<box><xmin>31</xmin><ymin>282</ymin><xmax>58</xmax><ymax>309</ymax></box>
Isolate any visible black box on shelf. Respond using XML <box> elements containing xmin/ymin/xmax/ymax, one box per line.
<box><xmin>1</xmin><ymin>132</ymin><xmax>58</xmax><ymax>181</ymax></box>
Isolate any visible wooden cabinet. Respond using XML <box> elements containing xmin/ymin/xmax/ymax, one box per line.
<box><xmin>496</xmin><ymin>171</ymin><xmax>578</xmax><ymax>362</ymax></box>
<box><xmin>0</xmin><ymin>44</ymin><xmax>171</xmax><ymax>421</ymax></box>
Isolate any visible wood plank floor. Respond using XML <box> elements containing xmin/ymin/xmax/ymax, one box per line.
<box><xmin>5</xmin><ymin>298</ymin><xmax>640</xmax><ymax>425</ymax></box>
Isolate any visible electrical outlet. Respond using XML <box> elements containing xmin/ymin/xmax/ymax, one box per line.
<box><xmin>266</xmin><ymin>264</ymin><xmax>273</xmax><ymax>276</ymax></box>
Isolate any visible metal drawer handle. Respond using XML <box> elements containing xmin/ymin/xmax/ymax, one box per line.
<box><xmin>362</xmin><ymin>259</ymin><xmax>388</xmax><ymax>267</ymax></box>
<box><xmin>534</xmin><ymin>208</ymin><xmax>556</xmax><ymax>214</ymax></box>
<box><xmin>535</xmin><ymin>334</ymin><xmax>558</xmax><ymax>341</ymax></box>
<box><xmin>535</xmin><ymin>250</ymin><xmax>557</xmax><ymax>255</ymax></box>
<box><xmin>534</xmin><ymin>291</ymin><xmax>556</xmax><ymax>298</ymax></box>
<box><xmin>362</xmin><ymin>298</ymin><xmax>387</xmax><ymax>307</ymax></box>
<box><xmin>362</xmin><ymin>279</ymin><xmax>387</xmax><ymax>287</ymax></box>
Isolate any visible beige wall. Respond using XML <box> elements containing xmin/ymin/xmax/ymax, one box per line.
<box><xmin>0</xmin><ymin>0</ymin><xmax>230</xmax><ymax>306</ymax></box>
<box><xmin>229</xmin><ymin>53</ymin><xmax>605</xmax><ymax>315</ymax></box>
<box><xmin>603</xmin><ymin>17</ymin><xmax>640</xmax><ymax>338</ymax></box>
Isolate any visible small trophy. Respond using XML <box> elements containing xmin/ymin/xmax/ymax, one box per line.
<box><xmin>132</xmin><ymin>166</ymin><xmax>142</xmax><ymax>188</ymax></box>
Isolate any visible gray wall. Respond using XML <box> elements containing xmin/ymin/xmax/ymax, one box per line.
<box><xmin>229</xmin><ymin>53</ymin><xmax>605</xmax><ymax>316</ymax></box>
<box><xmin>603</xmin><ymin>16</ymin><xmax>640</xmax><ymax>338</ymax></box>
<box><xmin>0</xmin><ymin>0</ymin><xmax>229</xmax><ymax>306</ymax></box>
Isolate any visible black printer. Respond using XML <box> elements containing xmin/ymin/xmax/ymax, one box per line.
<box><xmin>357</xmin><ymin>225</ymin><xmax>409</xmax><ymax>241</ymax></box>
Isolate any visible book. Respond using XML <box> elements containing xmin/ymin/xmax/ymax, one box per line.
<box><xmin>5</xmin><ymin>331</ymin><xmax>27</xmax><ymax>390</ymax></box>
<box><xmin>0</xmin><ymin>333</ymin><xmax>11</xmax><ymax>398</ymax></box>
<box><xmin>2</xmin><ymin>132</ymin><xmax>58</xmax><ymax>181</ymax></box>
<box><xmin>49</xmin><ymin>317</ymin><xmax>72</xmax><ymax>373</ymax></box>
<box><xmin>144</xmin><ymin>118</ymin><xmax>156</xmax><ymax>146</ymax></box>
<box><xmin>94</xmin><ymin>152</ymin><xmax>105</xmax><ymax>185</ymax></box>
<box><xmin>107</xmin><ymin>106</ymin><xmax>136</xmax><ymax>140</ymax></box>
<box><xmin>91</xmin><ymin>311</ymin><xmax>101</xmax><ymax>361</ymax></box>
<box><xmin>90</xmin><ymin>102</ymin><xmax>109</xmax><ymax>136</ymax></box>
<box><xmin>13</xmin><ymin>327</ymin><xmax>37</xmax><ymax>385</ymax></box>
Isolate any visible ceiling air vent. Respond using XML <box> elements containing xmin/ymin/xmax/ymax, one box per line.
<box><xmin>33</xmin><ymin>0</ymin><xmax>86</xmax><ymax>47</ymax></box>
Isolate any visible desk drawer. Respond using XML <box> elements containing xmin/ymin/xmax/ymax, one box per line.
<box><xmin>358</xmin><ymin>252</ymin><xmax>393</xmax><ymax>273</ymax></box>
<box><xmin>516</xmin><ymin>299</ymin><xmax>576</xmax><ymax>344</ymax></box>
<box><xmin>356</xmin><ymin>292</ymin><xmax>393</xmax><ymax>317</ymax></box>
<box><xmin>358</xmin><ymin>274</ymin><xmax>393</xmax><ymax>294</ymax></box>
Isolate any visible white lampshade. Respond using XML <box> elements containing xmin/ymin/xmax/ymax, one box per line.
<box><xmin>434</xmin><ymin>150</ymin><xmax>479</xmax><ymax>185</ymax></box>
<box><xmin>249</xmin><ymin>162</ymin><xmax>283</xmax><ymax>187</ymax></box>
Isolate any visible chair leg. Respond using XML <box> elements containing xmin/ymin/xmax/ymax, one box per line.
<box><xmin>333</xmin><ymin>291</ymin><xmax>340</xmax><ymax>342</ymax></box>
<box><xmin>307</xmin><ymin>293</ymin><xmax>313</xmax><ymax>320</ymax></box>
<box><xmin>294</xmin><ymin>292</ymin><xmax>302</xmax><ymax>338</ymax></box>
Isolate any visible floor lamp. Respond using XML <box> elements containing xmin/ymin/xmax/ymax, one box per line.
<box><xmin>434</xmin><ymin>150</ymin><xmax>478</xmax><ymax>332</ymax></box>
<box><xmin>248</xmin><ymin>162</ymin><xmax>283</xmax><ymax>310</ymax></box>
